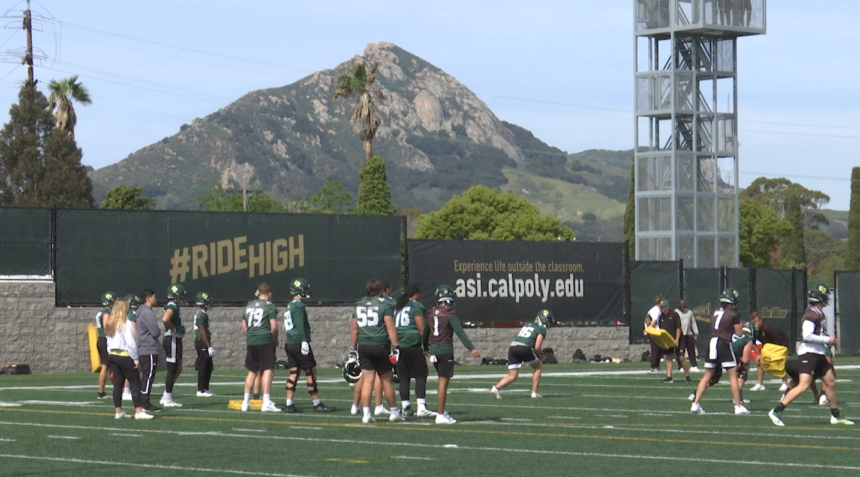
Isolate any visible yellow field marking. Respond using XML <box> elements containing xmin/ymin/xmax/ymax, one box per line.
<box><xmin>2</xmin><ymin>407</ymin><xmax>858</xmax><ymax>452</ymax></box>
<box><xmin>325</xmin><ymin>458</ymin><xmax>368</xmax><ymax>464</ymax></box>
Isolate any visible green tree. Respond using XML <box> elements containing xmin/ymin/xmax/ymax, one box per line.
<box><xmin>739</xmin><ymin>198</ymin><xmax>791</xmax><ymax>268</ymax></box>
<box><xmin>333</xmin><ymin>62</ymin><xmax>387</xmax><ymax>162</ymax></box>
<box><xmin>302</xmin><ymin>176</ymin><xmax>353</xmax><ymax>214</ymax></box>
<box><xmin>741</xmin><ymin>176</ymin><xmax>830</xmax><ymax>228</ymax></box>
<box><xmin>197</xmin><ymin>186</ymin><xmax>285</xmax><ymax>213</ymax></box>
<box><xmin>355</xmin><ymin>156</ymin><xmax>395</xmax><ymax>215</ymax></box>
<box><xmin>47</xmin><ymin>75</ymin><xmax>92</xmax><ymax>139</ymax></box>
<box><xmin>0</xmin><ymin>82</ymin><xmax>94</xmax><ymax>207</ymax></box>
<box><xmin>101</xmin><ymin>185</ymin><xmax>157</xmax><ymax>210</ymax></box>
<box><xmin>779</xmin><ymin>192</ymin><xmax>806</xmax><ymax>268</ymax></box>
<box><xmin>805</xmin><ymin>229</ymin><xmax>846</xmax><ymax>285</ymax></box>
<box><xmin>847</xmin><ymin>167</ymin><xmax>860</xmax><ymax>269</ymax></box>
<box><xmin>415</xmin><ymin>185</ymin><xmax>575</xmax><ymax>241</ymax></box>
<box><xmin>623</xmin><ymin>159</ymin><xmax>635</xmax><ymax>260</ymax></box>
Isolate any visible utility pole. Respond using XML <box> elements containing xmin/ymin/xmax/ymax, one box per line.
<box><xmin>22</xmin><ymin>0</ymin><xmax>34</xmax><ymax>86</ymax></box>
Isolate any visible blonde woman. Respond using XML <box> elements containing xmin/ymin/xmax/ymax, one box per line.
<box><xmin>104</xmin><ymin>297</ymin><xmax>153</xmax><ymax>420</ymax></box>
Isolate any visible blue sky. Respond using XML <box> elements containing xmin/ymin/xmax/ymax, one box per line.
<box><xmin>0</xmin><ymin>1</ymin><xmax>856</xmax><ymax>209</ymax></box>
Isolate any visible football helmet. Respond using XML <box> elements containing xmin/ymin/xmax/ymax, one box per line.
<box><xmin>101</xmin><ymin>291</ymin><xmax>117</xmax><ymax>306</ymax></box>
<box><xmin>290</xmin><ymin>278</ymin><xmax>311</xmax><ymax>299</ymax></box>
<box><xmin>535</xmin><ymin>309</ymin><xmax>555</xmax><ymax>327</ymax></box>
<box><xmin>808</xmin><ymin>282</ymin><xmax>830</xmax><ymax>306</ymax></box>
<box><xmin>435</xmin><ymin>284</ymin><xmax>455</xmax><ymax>303</ymax></box>
<box><xmin>125</xmin><ymin>294</ymin><xmax>141</xmax><ymax>308</ymax></box>
<box><xmin>195</xmin><ymin>291</ymin><xmax>212</xmax><ymax>307</ymax></box>
<box><xmin>392</xmin><ymin>371</ymin><xmax>401</xmax><ymax>384</ymax></box>
<box><xmin>167</xmin><ymin>283</ymin><xmax>186</xmax><ymax>301</ymax></box>
<box><xmin>719</xmin><ymin>287</ymin><xmax>739</xmax><ymax>305</ymax></box>
<box><xmin>342</xmin><ymin>350</ymin><xmax>362</xmax><ymax>384</ymax></box>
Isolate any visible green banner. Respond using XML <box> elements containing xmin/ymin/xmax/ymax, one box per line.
<box><xmin>0</xmin><ymin>207</ymin><xmax>51</xmax><ymax>276</ymax></box>
<box><xmin>683</xmin><ymin>268</ymin><xmax>721</xmax><ymax>357</ymax></box>
<box><xmin>755</xmin><ymin>268</ymin><xmax>794</xmax><ymax>343</ymax></box>
<box><xmin>630</xmin><ymin>261</ymin><xmax>679</xmax><ymax>335</ymax></box>
<box><xmin>726</xmin><ymin>267</ymin><xmax>751</xmax><ymax>321</ymax></box>
<box><xmin>836</xmin><ymin>272</ymin><xmax>860</xmax><ymax>356</ymax></box>
<box><xmin>56</xmin><ymin>209</ymin><xmax>402</xmax><ymax>305</ymax></box>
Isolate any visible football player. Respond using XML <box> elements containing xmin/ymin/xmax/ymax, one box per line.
<box><xmin>240</xmin><ymin>283</ymin><xmax>281</xmax><ymax>412</ymax></box>
<box><xmin>424</xmin><ymin>284</ymin><xmax>481</xmax><ymax>424</ymax></box>
<box><xmin>657</xmin><ymin>299</ymin><xmax>691</xmax><ymax>383</ymax></box>
<box><xmin>768</xmin><ymin>284</ymin><xmax>853</xmax><ymax>426</ymax></box>
<box><xmin>193</xmin><ymin>292</ymin><xmax>215</xmax><ymax>397</ymax></box>
<box><xmin>690</xmin><ymin>288</ymin><xmax>750</xmax><ymax>415</ymax></box>
<box><xmin>95</xmin><ymin>291</ymin><xmax>116</xmax><ymax>399</ymax></box>
<box><xmin>749</xmin><ymin>311</ymin><xmax>790</xmax><ymax>392</ymax></box>
<box><xmin>160</xmin><ymin>283</ymin><xmax>186</xmax><ymax>407</ymax></box>
<box><xmin>283</xmin><ymin>278</ymin><xmax>335</xmax><ymax>413</ymax></box>
<box><xmin>394</xmin><ymin>284</ymin><xmax>435</xmax><ymax>417</ymax></box>
<box><xmin>350</xmin><ymin>279</ymin><xmax>404</xmax><ymax>423</ymax></box>
<box><xmin>491</xmin><ymin>309</ymin><xmax>553</xmax><ymax>399</ymax></box>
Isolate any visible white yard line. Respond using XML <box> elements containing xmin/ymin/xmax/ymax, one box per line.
<box><xmin>46</xmin><ymin>435</ymin><xmax>79</xmax><ymax>440</ymax></box>
<box><xmin>392</xmin><ymin>455</ymin><xmax>434</xmax><ymax>460</ymax></box>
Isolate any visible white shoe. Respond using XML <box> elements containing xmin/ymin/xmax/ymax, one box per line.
<box><xmin>491</xmin><ymin>387</ymin><xmax>501</xmax><ymax>399</ymax></box>
<box><xmin>768</xmin><ymin>409</ymin><xmax>785</xmax><ymax>426</ymax></box>
<box><xmin>197</xmin><ymin>391</ymin><xmax>215</xmax><ymax>397</ymax></box>
<box><xmin>435</xmin><ymin>413</ymin><xmax>456</xmax><ymax>424</ymax></box>
<box><xmin>734</xmin><ymin>405</ymin><xmax>751</xmax><ymax>415</ymax></box>
<box><xmin>134</xmin><ymin>411</ymin><xmax>154</xmax><ymax>420</ymax></box>
<box><xmin>241</xmin><ymin>402</ymin><xmax>250</xmax><ymax>412</ymax></box>
<box><xmin>389</xmin><ymin>412</ymin><xmax>405</xmax><ymax>422</ymax></box>
<box><xmin>416</xmin><ymin>408</ymin><xmax>438</xmax><ymax>418</ymax></box>
<box><xmin>831</xmin><ymin>416</ymin><xmax>854</xmax><ymax>425</ymax></box>
<box><xmin>778</xmin><ymin>383</ymin><xmax>789</xmax><ymax>392</ymax></box>
<box><xmin>350</xmin><ymin>404</ymin><xmax>359</xmax><ymax>415</ymax></box>
<box><xmin>374</xmin><ymin>407</ymin><xmax>391</xmax><ymax>416</ymax></box>
<box><xmin>122</xmin><ymin>391</ymin><xmax>132</xmax><ymax>401</ymax></box>
<box><xmin>261</xmin><ymin>402</ymin><xmax>281</xmax><ymax>412</ymax></box>
<box><xmin>159</xmin><ymin>398</ymin><xmax>182</xmax><ymax>408</ymax></box>
<box><xmin>750</xmin><ymin>383</ymin><xmax>766</xmax><ymax>391</ymax></box>
<box><xmin>689</xmin><ymin>366</ymin><xmax>701</xmax><ymax>373</ymax></box>
<box><xmin>115</xmin><ymin>412</ymin><xmax>131</xmax><ymax>419</ymax></box>
<box><xmin>531</xmin><ymin>392</ymin><xmax>543</xmax><ymax>399</ymax></box>
<box><xmin>688</xmin><ymin>393</ymin><xmax>696</xmax><ymax>402</ymax></box>
<box><xmin>362</xmin><ymin>415</ymin><xmax>376</xmax><ymax>424</ymax></box>
<box><xmin>690</xmin><ymin>403</ymin><xmax>705</xmax><ymax>414</ymax></box>
<box><xmin>819</xmin><ymin>394</ymin><xmax>829</xmax><ymax>406</ymax></box>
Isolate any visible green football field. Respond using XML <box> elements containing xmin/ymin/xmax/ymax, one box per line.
<box><xmin>2</xmin><ymin>359</ymin><xmax>860</xmax><ymax>477</ymax></box>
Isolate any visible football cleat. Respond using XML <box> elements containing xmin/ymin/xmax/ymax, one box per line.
<box><xmin>115</xmin><ymin>412</ymin><xmax>131</xmax><ymax>419</ymax></box>
<box><xmin>374</xmin><ymin>406</ymin><xmax>391</xmax><ymax>416</ymax></box>
<box><xmin>314</xmin><ymin>403</ymin><xmax>336</xmax><ymax>413</ymax></box>
<box><xmin>685</xmin><ymin>376</ymin><xmax>692</xmax><ymax>383</ymax></box>
<box><xmin>768</xmin><ymin>410</ymin><xmax>785</xmax><ymax>426</ymax></box>
<box><xmin>435</xmin><ymin>413</ymin><xmax>457</xmax><ymax>424</ymax></box>
<box><xmin>491</xmin><ymin>387</ymin><xmax>501</xmax><ymax>399</ymax></box>
<box><xmin>241</xmin><ymin>402</ymin><xmax>250</xmax><ymax>412</ymax></box>
<box><xmin>417</xmin><ymin>408</ymin><xmax>438</xmax><ymax>418</ymax></box>
<box><xmin>159</xmin><ymin>399</ymin><xmax>182</xmax><ymax>408</ymax></box>
<box><xmin>734</xmin><ymin>405</ymin><xmax>751</xmax><ymax>415</ymax></box>
<box><xmin>778</xmin><ymin>383</ymin><xmax>789</xmax><ymax>392</ymax></box>
<box><xmin>750</xmin><ymin>383</ymin><xmax>766</xmax><ymax>391</ymax></box>
<box><xmin>819</xmin><ymin>394</ymin><xmax>829</xmax><ymax>406</ymax></box>
<box><xmin>688</xmin><ymin>393</ymin><xmax>696</xmax><ymax>402</ymax></box>
<box><xmin>361</xmin><ymin>415</ymin><xmax>376</xmax><ymax>424</ymax></box>
<box><xmin>143</xmin><ymin>404</ymin><xmax>162</xmax><ymax>412</ymax></box>
<box><xmin>389</xmin><ymin>412</ymin><xmax>405</xmax><ymax>422</ymax></box>
<box><xmin>689</xmin><ymin>366</ymin><xmax>701</xmax><ymax>373</ymax></box>
<box><xmin>122</xmin><ymin>390</ymin><xmax>132</xmax><ymax>401</ymax></box>
<box><xmin>690</xmin><ymin>403</ymin><xmax>705</xmax><ymax>414</ymax></box>
<box><xmin>531</xmin><ymin>391</ymin><xmax>543</xmax><ymax>398</ymax></box>
<box><xmin>741</xmin><ymin>398</ymin><xmax>751</xmax><ymax>404</ymax></box>
<box><xmin>350</xmin><ymin>404</ymin><xmax>359</xmax><ymax>415</ymax></box>
<box><xmin>831</xmin><ymin>416</ymin><xmax>855</xmax><ymax>425</ymax></box>
<box><xmin>261</xmin><ymin>402</ymin><xmax>281</xmax><ymax>412</ymax></box>
<box><xmin>197</xmin><ymin>391</ymin><xmax>215</xmax><ymax>397</ymax></box>
<box><xmin>134</xmin><ymin>411</ymin><xmax>154</xmax><ymax>420</ymax></box>
<box><xmin>402</xmin><ymin>405</ymin><xmax>415</xmax><ymax>417</ymax></box>
<box><xmin>283</xmin><ymin>404</ymin><xmax>300</xmax><ymax>413</ymax></box>
<box><xmin>662</xmin><ymin>377</ymin><xmax>674</xmax><ymax>384</ymax></box>
<box><xmin>97</xmin><ymin>392</ymin><xmax>108</xmax><ymax>399</ymax></box>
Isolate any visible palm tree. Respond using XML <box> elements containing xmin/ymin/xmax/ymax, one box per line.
<box><xmin>47</xmin><ymin>75</ymin><xmax>92</xmax><ymax>139</ymax></box>
<box><xmin>333</xmin><ymin>62</ymin><xmax>387</xmax><ymax>162</ymax></box>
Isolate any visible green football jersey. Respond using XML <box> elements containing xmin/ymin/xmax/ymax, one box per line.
<box><xmin>194</xmin><ymin>309</ymin><xmax>211</xmax><ymax>343</ymax></box>
<box><xmin>285</xmin><ymin>299</ymin><xmax>310</xmax><ymax>344</ymax></box>
<box><xmin>512</xmin><ymin>322</ymin><xmax>546</xmax><ymax>348</ymax></box>
<box><xmin>353</xmin><ymin>296</ymin><xmax>394</xmax><ymax>346</ymax></box>
<box><xmin>244</xmin><ymin>299</ymin><xmax>278</xmax><ymax>346</ymax></box>
<box><xmin>395</xmin><ymin>300</ymin><xmax>425</xmax><ymax>347</ymax></box>
<box><xmin>95</xmin><ymin>307</ymin><xmax>110</xmax><ymax>337</ymax></box>
<box><xmin>163</xmin><ymin>301</ymin><xmax>186</xmax><ymax>336</ymax></box>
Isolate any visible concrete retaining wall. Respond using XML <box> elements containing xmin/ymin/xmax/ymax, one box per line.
<box><xmin>0</xmin><ymin>281</ymin><xmax>647</xmax><ymax>373</ymax></box>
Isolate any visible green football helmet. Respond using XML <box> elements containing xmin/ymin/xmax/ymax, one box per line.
<box><xmin>535</xmin><ymin>309</ymin><xmax>555</xmax><ymax>327</ymax></box>
<box><xmin>808</xmin><ymin>282</ymin><xmax>830</xmax><ymax>306</ymax></box>
<box><xmin>195</xmin><ymin>291</ymin><xmax>212</xmax><ymax>307</ymax></box>
<box><xmin>167</xmin><ymin>283</ymin><xmax>186</xmax><ymax>301</ymax></box>
<box><xmin>125</xmin><ymin>294</ymin><xmax>141</xmax><ymax>308</ymax></box>
<box><xmin>719</xmin><ymin>287</ymin><xmax>739</xmax><ymax>306</ymax></box>
<box><xmin>342</xmin><ymin>350</ymin><xmax>362</xmax><ymax>384</ymax></box>
<box><xmin>101</xmin><ymin>291</ymin><xmax>117</xmax><ymax>306</ymax></box>
<box><xmin>290</xmin><ymin>278</ymin><xmax>311</xmax><ymax>299</ymax></box>
<box><xmin>435</xmin><ymin>284</ymin><xmax>455</xmax><ymax>303</ymax></box>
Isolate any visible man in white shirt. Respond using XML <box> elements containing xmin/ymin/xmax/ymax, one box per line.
<box><xmin>675</xmin><ymin>299</ymin><xmax>700</xmax><ymax>372</ymax></box>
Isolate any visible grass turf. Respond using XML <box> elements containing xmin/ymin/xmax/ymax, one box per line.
<box><xmin>2</xmin><ymin>359</ymin><xmax>860</xmax><ymax>476</ymax></box>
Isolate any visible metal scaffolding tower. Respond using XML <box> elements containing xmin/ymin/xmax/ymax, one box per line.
<box><xmin>634</xmin><ymin>0</ymin><xmax>766</xmax><ymax>267</ymax></box>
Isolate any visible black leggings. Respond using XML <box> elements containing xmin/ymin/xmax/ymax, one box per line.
<box><xmin>195</xmin><ymin>339</ymin><xmax>214</xmax><ymax>392</ymax></box>
<box><xmin>649</xmin><ymin>337</ymin><xmax>663</xmax><ymax>369</ymax></box>
<box><xmin>110</xmin><ymin>355</ymin><xmax>142</xmax><ymax>408</ymax></box>
<box><xmin>399</xmin><ymin>375</ymin><xmax>428</xmax><ymax>402</ymax></box>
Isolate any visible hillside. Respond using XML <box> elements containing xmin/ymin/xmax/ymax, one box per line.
<box><xmin>90</xmin><ymin>42</ymin><xmax>629</xmax><ymax>235</ymax></box>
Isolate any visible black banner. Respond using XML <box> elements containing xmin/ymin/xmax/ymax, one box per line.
<box><xmin>755</xmin><ymin>268</ymin><xmax>795</xmax><ymax>343</ymax></box>
<box><xmin>683</xmin><ymin>268</ymin><xmax>721</xmax><ymax>357</ymax></box>
<box><xmin>836</xmin><ymin>272</ymin><xmax>860</xmax><ymax>356</ymax></box>
<box><xmin>56</xmin><ymin>209</ymin><xmax>402</xmax><ymax>305</ymax></box>
<box><xmin>0</xmin><ymin>207</ymin><xmax>51</xmax><ymax>276</ymax></box>
<box><xmin>407</xmin><ymin>240</ymin><xmax>624</xmax><ymax>323</ymax></box>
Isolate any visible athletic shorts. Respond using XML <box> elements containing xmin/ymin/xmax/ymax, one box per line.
<box><xmin>163</xmin><ymin>336</ymin><xmax>183</xmax><ymax>364</ymax></box>
<box><xmin>96</xmin><ymin>336</ymin><xmax>110</xmax><ymax>366</ymax></box>
<box><xmin>663</xmin><ymin>347</ymin><xmax>685</xmax><ymax>359</ymax></box>
<box><xmin>396</xmin><ymin>345</ymin><xmax>428</xmax><ymax>378</ymax></box>
<box><xmin>285</xmin><ymin>342</ymin><xmax>316</xmax><ymax>370</ymax></box>
<box><xmin>245</xmin><ymin>343</ymin><xmax>276</xmax><ymax>372</ymax></box>
<box><xmin>433</xmin><ymin>352</ymin><xmax>456</xmax><ymax>378</ymax></box>
<box><xmin>358</xmin><ymin>344</ymin><xmax>393</xmax><ymax>375</ymax></box>
<box><xmin>507</xmin><ymin>345</ymin><xmax>540</xmax><ymax>369</ymax></box>
<box><xmin>796</xmin><ymin>353</ymin><xmax>832</xmax><ymax>379</ymax></box>
<box><xmin>705</xmin><ymin>337</ymin><xmax>737</xmax><ymax>369</ymax></box>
